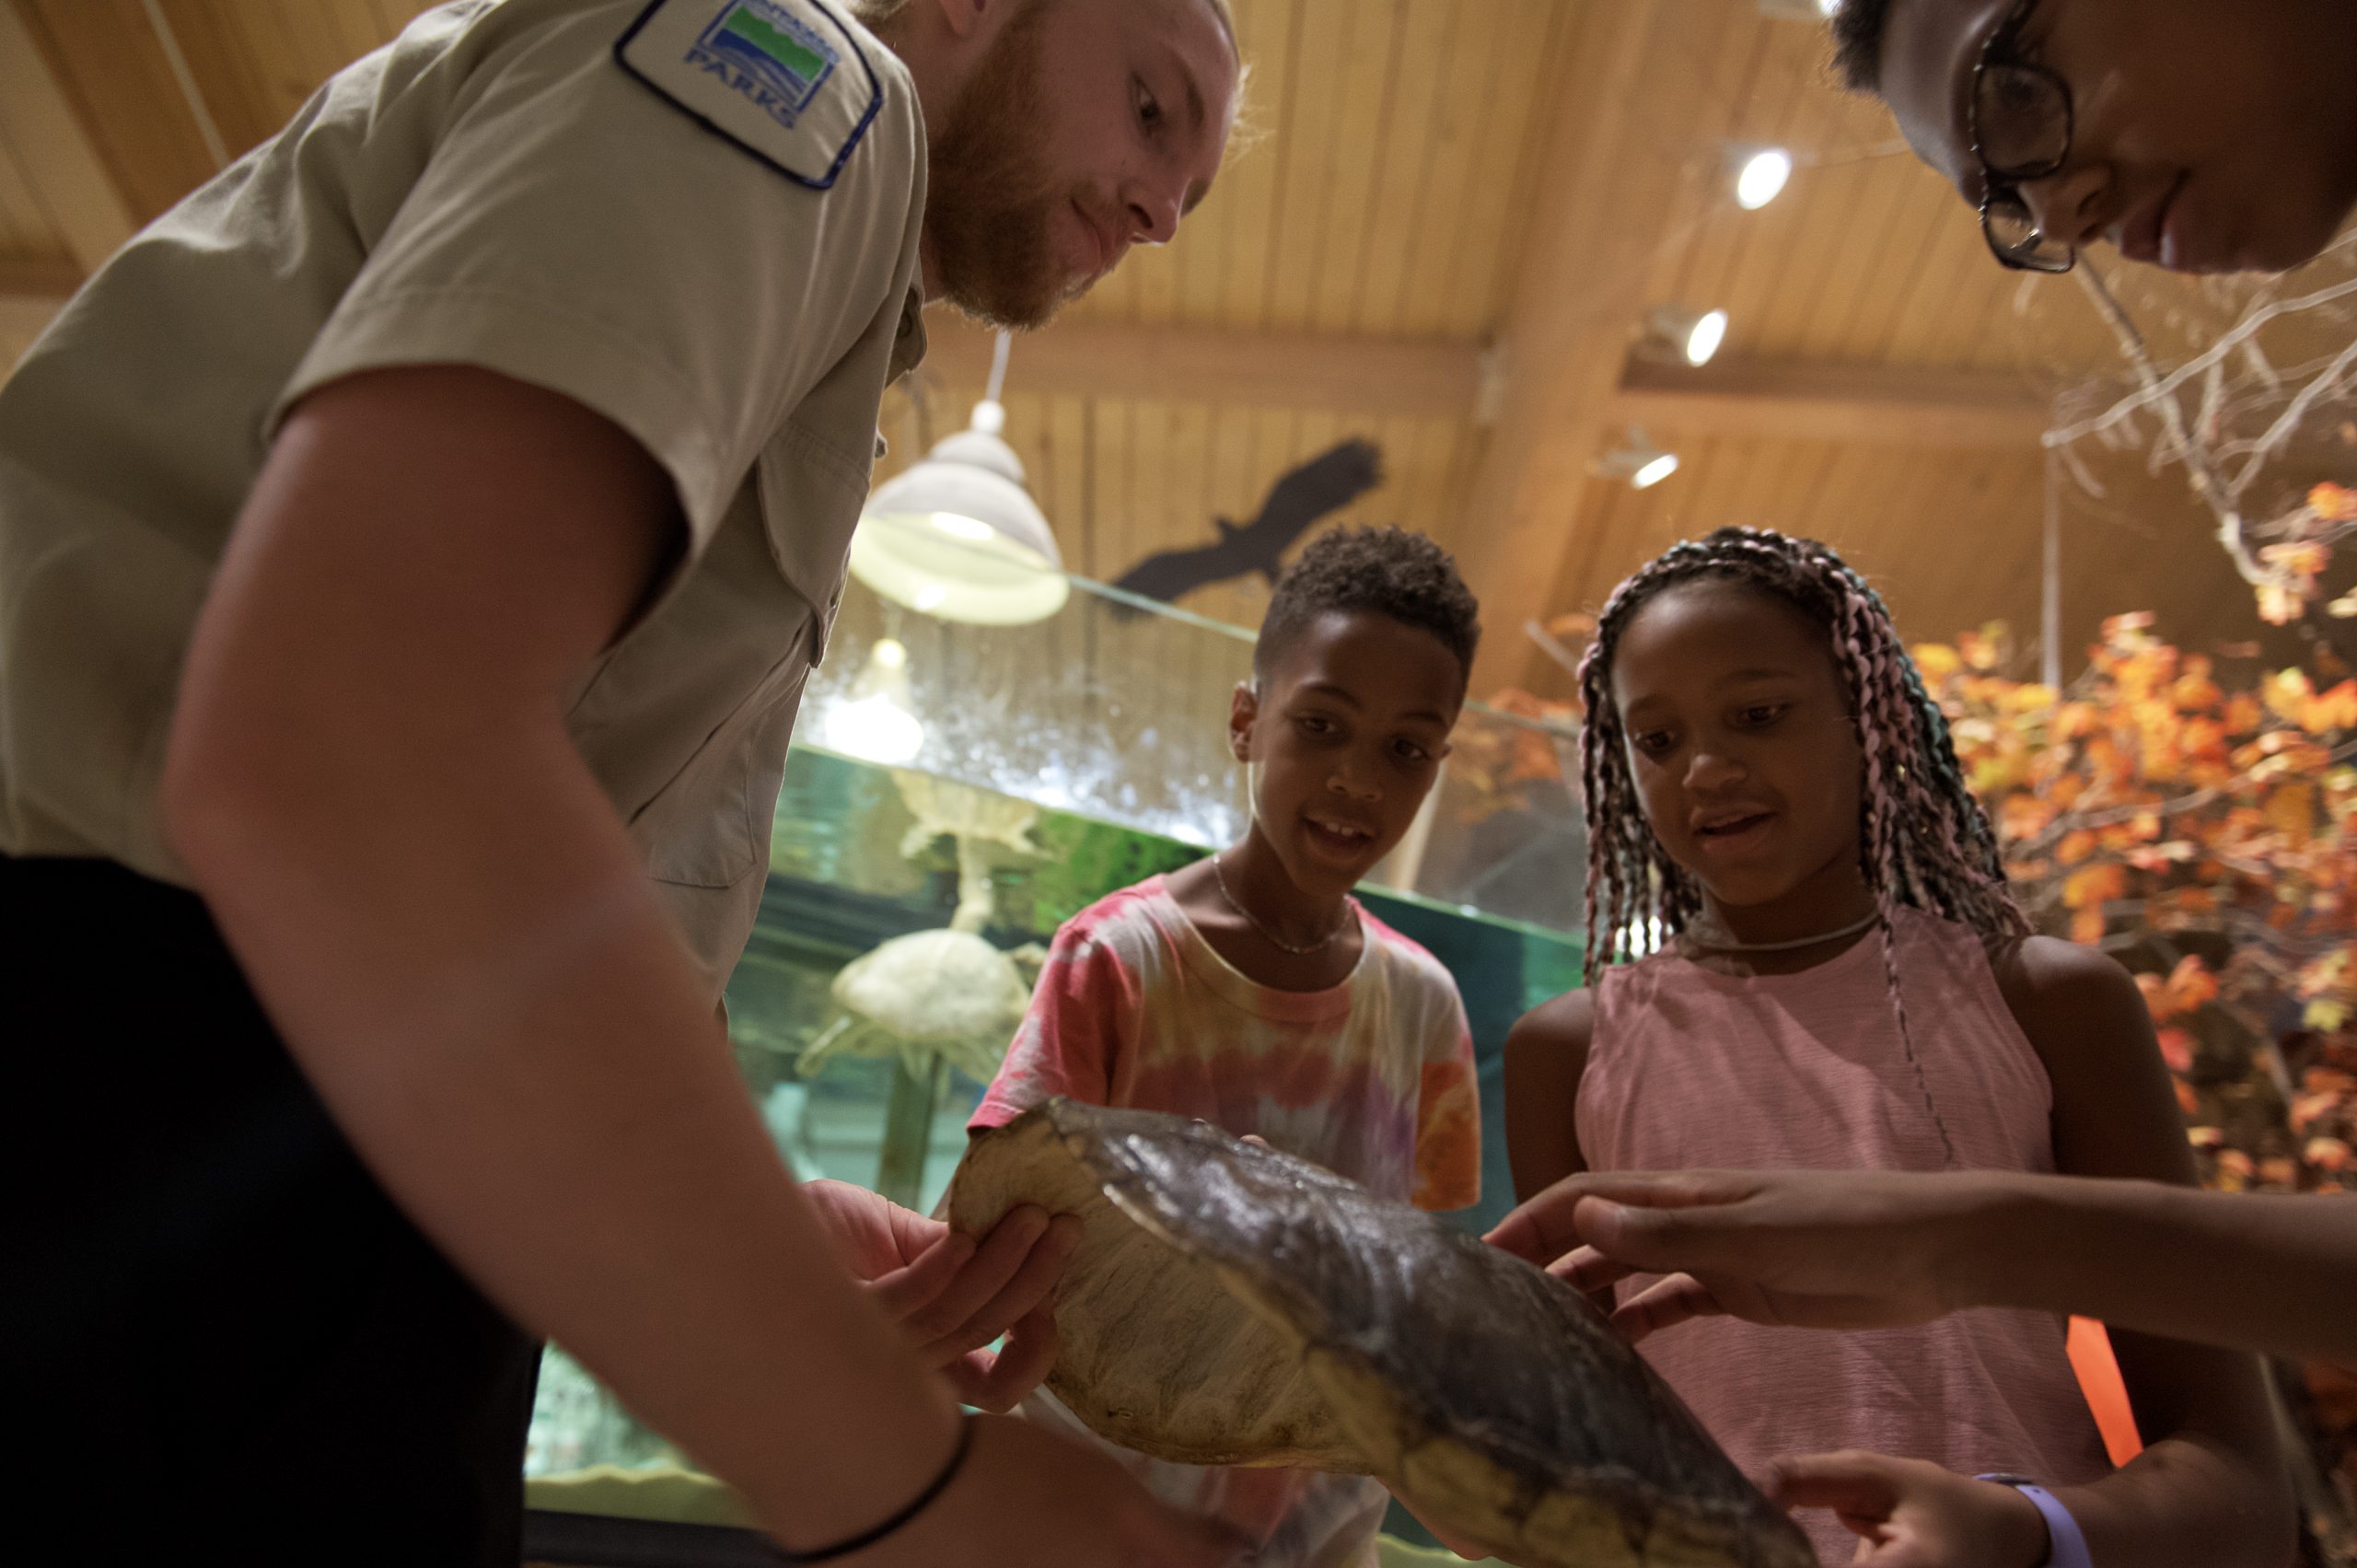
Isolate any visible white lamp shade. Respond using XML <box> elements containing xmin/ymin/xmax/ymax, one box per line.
<box><xmin>851</xmin><ymin>403</ymin><xmax>1070</xmax><ymax>625</ymax></box>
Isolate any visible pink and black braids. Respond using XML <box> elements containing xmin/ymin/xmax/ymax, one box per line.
<box><xmin>1574</xmin><ymin>528</ymin><xmax>2031</xmax><ymax>1164</ymax></box>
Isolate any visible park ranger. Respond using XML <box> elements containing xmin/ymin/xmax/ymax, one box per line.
<box><xmin>0</xmin><ymin>0</ymin><xmax>1237</xmax><ymax>1562</ymax></box>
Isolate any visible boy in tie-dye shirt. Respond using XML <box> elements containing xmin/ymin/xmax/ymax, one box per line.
<box><xmin>970</xmin><ymin>528</ymin><xmax>1483</xmax><ymax>1568</ymax></box>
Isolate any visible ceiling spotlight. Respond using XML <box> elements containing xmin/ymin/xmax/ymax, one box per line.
<box><xmin>1639</xmin><ymin>305</ymin><xmax>1731</xmax><ymax>368</ymax></box>
<box><xmin>1595</xmin><ymin>430</ymin><xmax>1681</xmax><ymax>491</ymax></box>
<box><xmin>1732</xmin><ymin>145</ymin><xmax>1794</xmax><ymax>210</ymax></box>
<box><xmin>1755</xmin><ymin>0</ymin><xmax>1838</xmax><ymax>17</ymax></box>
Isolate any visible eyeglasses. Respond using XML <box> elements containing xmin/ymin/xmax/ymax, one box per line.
<box><xmin>1968</xmin><ymin>0</ymin><xmax>2077</xmax><ymax>273</ymax></box>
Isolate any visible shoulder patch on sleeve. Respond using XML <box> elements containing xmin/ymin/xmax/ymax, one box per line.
<box><xmin>616</xmin><ymin>0</ymin><xmax>884</xmax><ymax>190</ymax></box>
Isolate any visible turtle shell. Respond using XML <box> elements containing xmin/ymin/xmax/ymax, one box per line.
<box><xmin>948</xmin><ymin>1100</ymin><xmax>1817</xmax><ymax>1568</ymax></box>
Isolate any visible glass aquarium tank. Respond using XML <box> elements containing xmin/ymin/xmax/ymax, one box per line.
<box><xmin>522</xmin><ymin>565</ymin><xmax>1586</xmax><ymax>1559</ymax></box>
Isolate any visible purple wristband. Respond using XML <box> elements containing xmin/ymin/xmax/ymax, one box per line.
<box><xmin>1976</xmin><ymin>1475</ymin><xmax>2093</xmax><ymax>1568</ymax></box>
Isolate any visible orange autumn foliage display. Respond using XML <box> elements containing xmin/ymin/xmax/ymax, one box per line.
<box><xmin>2255</xmin><ymin>481</ymin><xmax>2357</xmax><ymax>627</ymax></box>
<box><xmin>1453</xmin><ymin>687</ymin><xmax>1581</xmax><ymax>822</ymax></box>
<box><xmin>1915</xmin><ymin>614</ymin><xmax>2357</xmax><ymax>1194</ymax></box>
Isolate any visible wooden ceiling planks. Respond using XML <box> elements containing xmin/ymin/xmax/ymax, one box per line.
<box><xmin>1747</xmin><ymin>168</ymin><xmax>1906</xmax><ymax>362</ymax></box>
<box><xmin>1794</xmin><ymin>160</ymin><xmax>1921</xmax><ymax>360</ymax></box>
<box><xmin>1643</xmin><ymin>15</ymin><xmax>1776</xmax><ymax>340</ymax></box>
<box><xmin>1128</xmin><ymin>389</ymin><xmax>1180</xmax><ymax>592</ymax></box>
<box><xmin>1093</xmin><ymin>399</ymin><xmax>1143</xmax><ymax>589</ymax></box>
<box><xmin>1308</xmin><ymin>0</ymin><xmax>1394</xmax><ymax>331</ymax></box>
<box><xmin>238</xmin><ymin>0</ymin><xmax>353</xmax><ymax>121</ymax></box>
<box><xmin>1404</xmin><ymin>413</ymin><xmax>1475</xmax><ymax>547</ymax></box>
<box><xmin>1036</xmin><ymin>391</ymin><xmax>1092</xmax><ymax>573</ymax></box>
<box><xmin>156</xmin><ymin>3</ymin><xmax>290</xmax><ymax>154</ymax></box>
<box><xmin>1451</xmin><ymin>0</ymin><xmax>1658</xmax><ymax>624</ymax></box>
<box><xmin>1341</xmin><ymin>0</ymin><xmax>1446</xmax><ymax>337</ymax></box>
<box><xmin>1190</xmin><ymin>0</ymin><xmax>1288</xmax><ymax>324</ymax></box>
<box><xmin>1257</xmin><ymin>0</ymin><xmax>1353</xmax><ymax>333</ymax></box>
<box><xmin>0</xmin><ymin>0</ymin><xmax>2304</xmax><ymax>678</ymax></box>
<box><xmin>6</xmin><ymin>0</ymin><xmax>423</xmax><ymax>235</ymax></box>
<box><xmin>0</xmin><ymin>0</ymin><xmax>138</xmax><ymax>373</ymax></box>
<box><xmin>1671</xmin><ymin>17</ymin><xmax>2119</xmax><ymax>385</ymax></box>
<box><xmin>14</xmin><ymin>1</ymin><xmax>213</xmax><ymax>224</ymax></box>
<box><xmin>1434</xmin><ymin>1</ymin><xmax>1565</xmax><ymax>343</ymax></box>
<box><xmin>0</xmin><ymin>119</ymin><xmax>57</xmax><ymax>258</ymax></box>
<box><xmin>1834</xmin><ymin>172</ymin><xmax>1963</xmax><ymax>364</ymax></box>
<box><xmin>1202</xmin><ymin>389</ymin><xmax>1263</xmax><ymax>564</ymax></box>
<box><xmin>1378</xmin><ymin>0</ymin><xmax>1490</xmax><ymax>339</ymax></box>
<box><xmin>1700</xmin><ymin>28</ymin><xmax>1886</xmax><ymax>364</ymax></box>
<box><xmin>1165</xmin><ymin>0</ymin><xmax>1584</xmax><ymax>344</ymax></box>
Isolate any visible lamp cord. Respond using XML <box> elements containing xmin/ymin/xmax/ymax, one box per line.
<box><xmin>986</xmin><ymin>331</ymin><xmax>1013</xmax><ymax>405</ymax></box>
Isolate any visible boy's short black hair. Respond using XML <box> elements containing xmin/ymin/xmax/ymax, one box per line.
<box><xmin>1254</xmin><ymin>526</ymin><xmax>1481</xmax><ymax>692</ymax></box>
<box><xmin>1829</xmin><ymin>0</ymin><xmax>1895</xmax><ymax>89</ymax></box>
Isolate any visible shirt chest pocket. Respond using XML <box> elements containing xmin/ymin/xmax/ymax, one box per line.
<box><xmin>604</xmin><ymin>422</ymin><xmax>872</xmax><ymax>892</ymax></box>
<box><xmin>630</xmin><ymin>653</ymin><xmax>810</xmax><ymax>890</ymax></box>
<box><xmin>757</xmin><ymin>414</ymin><xmax>876</xmax><ymax>666</ymax></box>
<box><xmin>596</xmin><ymin>528</ymin><xmax>811</xmax><ymax>892</ymax></box>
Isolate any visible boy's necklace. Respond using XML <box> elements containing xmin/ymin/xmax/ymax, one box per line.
<box><xmin>1210</xmin><ymin>853</ymin><xmax>1354</xmax><ymax>956</ymax></box>
<box><xmin>1683</xmin><ymin>910</ymin><xmax>1880</xmax><ymax>954</ymax></box>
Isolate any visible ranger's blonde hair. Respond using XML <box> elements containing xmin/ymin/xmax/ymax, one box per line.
<box><xmin>850</xmin><ymin>0</ymin><xmax>1238</xmax><ymax>53</ymax></box>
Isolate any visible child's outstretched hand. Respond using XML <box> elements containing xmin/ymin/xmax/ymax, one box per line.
<box><xmin>803</xmin><ymin>1179</ymin><xmax>1079</xmax><ymax>1411</ymax></box>
<box><xmin>1483</xmin><ymin>1168</ymin><xmax>1986</xmax><ymax>1342</ymax></box>
<box><xmin>1763</xmin><ymin>1451</ymin><xmax>2049</xmax><ymax>1568</ymax></box>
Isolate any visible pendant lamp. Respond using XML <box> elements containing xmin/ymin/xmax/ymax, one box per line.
<box><xmin>850</xmin><ymin>331</ymin><xmax>1070</xmax><ymax>625</ymax></box>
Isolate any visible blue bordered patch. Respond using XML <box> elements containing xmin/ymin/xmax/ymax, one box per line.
<box><xmin>693</xmin><ymin>0</ymin><xmax>837</xmax><ymax>126</ymax></box>
<box><xmin>616</xmin><ymin>0</ymin><xmax>883</xmax><ymax>191</ymax></box>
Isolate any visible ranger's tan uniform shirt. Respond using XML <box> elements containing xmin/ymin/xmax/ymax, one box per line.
<box><xmin>0</xmin><ymin>0</ymin><xmax>927</xmax><ymax>998</ymax></box>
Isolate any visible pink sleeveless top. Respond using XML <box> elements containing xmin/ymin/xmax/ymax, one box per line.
<box><xmin>1578</xmin><ymin>909</ymin><xmax>2111</xmax><ymax>1565</ymax></box>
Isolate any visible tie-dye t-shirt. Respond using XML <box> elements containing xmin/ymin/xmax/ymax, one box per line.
<box><xmin>970</xmin><ymin>874</ymin><xmax>1480</xmax><ymax>1568</ymax></box>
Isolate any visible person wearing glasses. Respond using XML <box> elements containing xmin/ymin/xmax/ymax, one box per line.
<box><xmin>1830</xmin><ymin>0</ymin><xmax>2357</xmax><ymax>275</ymax></box>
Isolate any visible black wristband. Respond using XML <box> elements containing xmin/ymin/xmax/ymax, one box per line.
<box><xmin>775</xmin><ymin>1414</ymin><xmax>975</xmax><ymax>1564</ymax></box>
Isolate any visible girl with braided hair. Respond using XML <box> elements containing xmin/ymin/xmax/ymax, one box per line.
<box><xmin>1503</xmin><ymin>528</ymin><xmax>2289</xmax><ymax>1568</ymax></box>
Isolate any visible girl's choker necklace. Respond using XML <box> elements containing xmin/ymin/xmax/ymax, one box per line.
<box><xmin>1211</xmin><ymin>852</ymin><xmax>1354</xmax><ymax>956</ymax></box>
<box><xmin>1682</xmin><ymin>910</ymin><xmax>1880</xmax><ymax>954</ymax></box>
